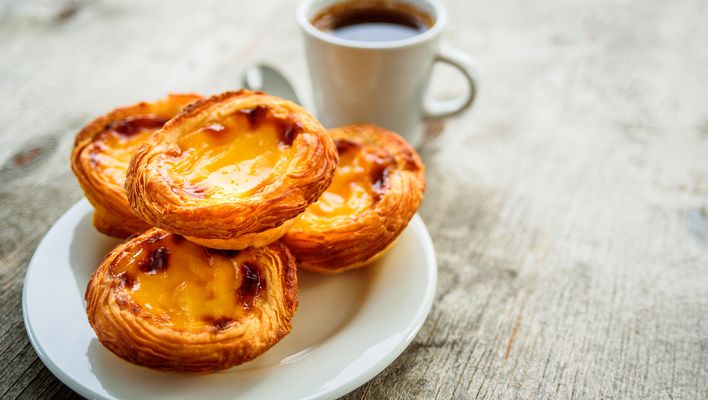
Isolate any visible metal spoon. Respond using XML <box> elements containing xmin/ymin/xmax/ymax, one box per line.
<box><xmin>241</xmin><ymin>63</ymin><xmax>301</xmax><ymax>105</ymax></box>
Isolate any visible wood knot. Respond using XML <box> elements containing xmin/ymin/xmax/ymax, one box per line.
<box><xmin>0</xmin><ymin>135</ymin><xmax>58</xmax><ymax>180</ymax></box>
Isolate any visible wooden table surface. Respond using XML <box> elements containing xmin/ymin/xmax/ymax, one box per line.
<box><xmin>1</xmin><ymin>0</ymin><xmax>707</xmax><ymax>398</ymax></box>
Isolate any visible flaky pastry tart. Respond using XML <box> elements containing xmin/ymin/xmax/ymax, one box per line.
<box><xmin>85</xmin><ymin>228</ymin><xmax>297</xmax><ymax>373</ymax></box>
<box><xmin>71</xmin><ymin>94</ymin><xmax>202</xmax><ymax>237</ymax></box>
<box><xmin>126</xmin><ymin>90</ymin><xmax>338</xmax><ymax>250</ymax></box>
<box><xmin>282</xmin><ymin>124</ymin><xmax>425</xmax><ymax>273</ymax></box>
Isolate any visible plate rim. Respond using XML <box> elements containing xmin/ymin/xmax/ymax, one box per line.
<box><xmin>22</xmin><ymin>199</ymin><xmax>437</xmax><ymax>400</ymax></box>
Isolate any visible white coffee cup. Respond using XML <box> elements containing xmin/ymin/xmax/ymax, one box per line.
<box><xmin>297</xmin><ymin>0</ymin><xmax>477</xmax><ymax>146</ymax></box>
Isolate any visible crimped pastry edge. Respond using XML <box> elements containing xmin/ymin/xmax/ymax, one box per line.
<box><xmin>282</xmin><ymin>123</ymin><xmax>426</xmax><ymax>273</ymax></box>
<box><xmin>85</xmin><ymin>228</ymin><xmax>298</xmax><ymax>373</ymax></box>
<box><xmin>70</xmin><ymin>94</ymin><xmax>202</xmax><ymax>238</ymax></box>
<box><xmin>125</xmin><ymin>90</ymin><xmax>338</xmax><ymax>247</ymax></box>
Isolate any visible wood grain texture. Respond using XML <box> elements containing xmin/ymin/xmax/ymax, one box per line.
<box><xmin>1</xmin><ymin>0</ymin><xmax>707</xmax><ymax>399</ymax></box>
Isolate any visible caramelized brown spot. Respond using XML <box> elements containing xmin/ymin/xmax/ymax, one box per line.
<box><xmin>115</xmin><ymin>296</ymin><xmax>128</xmax><ymax>307</ymax></box>
<box><xmin>117</xmin><ymin>271</ymin><xmax>135</xmax><ymax>289</ymax></box>
<box><xmin>366</xmin><ymin>149</ymin><xmax>396</xmax><ymax>201</ymax></box>
<box><xmin>211</xmin><ymin>317</ymin><xmax>232</xmax><ymax>331</ymax></box>
<box><xmin>139</xmin><ymin>246</ymin><xmax>169</xmax><ymax>274</ymax></box>
<box><xmin>277</xmin><ymin>120</ymin><xmax>302</xmax><ymax>146</ymax></box>
<box><xmin>107</xmin><ymin>115</ymin><xmax>168</xmax><ymax>137</ymax></box>
<box><xmin>335</xmin><ymin>139</ymin><xmax>360</xmax><ymax>154</ymax></box>
<box><xmin>238</xmin><ymin>106</ymin><xmax>269</xmax><ymax>127</ymax></box>
<box><xmin>238</xmin><ymin>263</ymin><xmax>265</xmax><ymax>310</ymax></box>
<box><xmin>371</xmin><ymin>167</ymin><xmax>389</xmax><ymax>194</ymax></box>
<box><xmin>114</xmin><ymin>293</ymin><xmax>140</xmax><ymax>314</ymax></box>
<box><xmin>237</xmin><ymin>106</ymin><xmax>300</xmax><ymax>146</ymax></box>
<box><xmin>372</xmin><ymin>171</ymin><xmax>389</xmax><ymax>201</ymax></box>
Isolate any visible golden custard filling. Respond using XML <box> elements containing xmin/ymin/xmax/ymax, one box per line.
<box><xmin>166</xmin><ymin>107</ymin><xmax>297</xmax><ymax>199</ymax></box>
<box><xmin>84</xmin><ymin>115</ymin><xmax>168</xmax><ymax>187</ymax></box>
<box><xmin>297</xmin><ymin>140</ymin><xmax>395</xmax><ymax>226</ymax></box>
<box><xmin>112</xmin><ymin>233</ymin><xmax>266</xmax><ymax>331</ymax></box>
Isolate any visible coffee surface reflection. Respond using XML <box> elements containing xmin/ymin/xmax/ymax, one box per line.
<box><xmin>312</xmin><ymin>1</ymin><xmax>434</xmax><ymax>42</ymax></box>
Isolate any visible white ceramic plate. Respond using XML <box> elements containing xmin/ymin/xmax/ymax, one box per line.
<box><xmin>23</xmin><ymin>199</ymin><xmax>437</xmax><ymax>400</ymax></box>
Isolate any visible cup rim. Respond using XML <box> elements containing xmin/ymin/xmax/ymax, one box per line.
<box><xmin>297</xmin><ymin>0</ymin><xmax>447</xmax><ymax>49</ymax></box>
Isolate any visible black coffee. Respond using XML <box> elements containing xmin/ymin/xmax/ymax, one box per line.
<box><xmin>312</xmin><ymin>1</ymin><xmax>434</xmax><ymax>42</ymax></box>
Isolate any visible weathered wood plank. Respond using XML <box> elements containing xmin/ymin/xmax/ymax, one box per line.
<box><xmin>1</xmin><ymin>0</ymin><xmax>707</xmax><ymax>399</ymax></box>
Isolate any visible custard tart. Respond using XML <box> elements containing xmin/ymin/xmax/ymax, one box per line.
<box><xmin>126</xmin><ymin>90</ymin><xmax>338</xmax><ymax>250</ymax></box>
<box><xmin>85</xmin><ymin>228</ymin><xmax>297</xmax><ymax>373</ymax></box>
<box><xmin>282</xmin><ymin>124</ymin><xmax>425</xmax><ymax>273</ymax></box>
<box><xmin>71</xmin><ymin>94</ymin><xmax>202</xmax><ymax>238</ymax></box>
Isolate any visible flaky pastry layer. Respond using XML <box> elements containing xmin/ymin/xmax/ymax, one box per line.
<box><xmin>70</xmin><ymin>94</ymin><xmax>202</xmax><ymax>237</ymax></box>
<box><xmin>126</xmin><ymin>90</ymin><xmax>338</xmax><ymax>249</ymax></box>
<box><xmin>282</xmin><ymin>124</ymin><xmax>425</xmax><ymax>273</ymax></box>
<box><xmin>85</xmin><ymin>228</ymin><xmax>298</xmax><ymax>373</ymax></box>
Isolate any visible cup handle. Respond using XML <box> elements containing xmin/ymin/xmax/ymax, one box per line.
<box><xmin>423</xmin><ymin>46</ymin><xmax>478</xmax><ymax>119</ymax></box>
